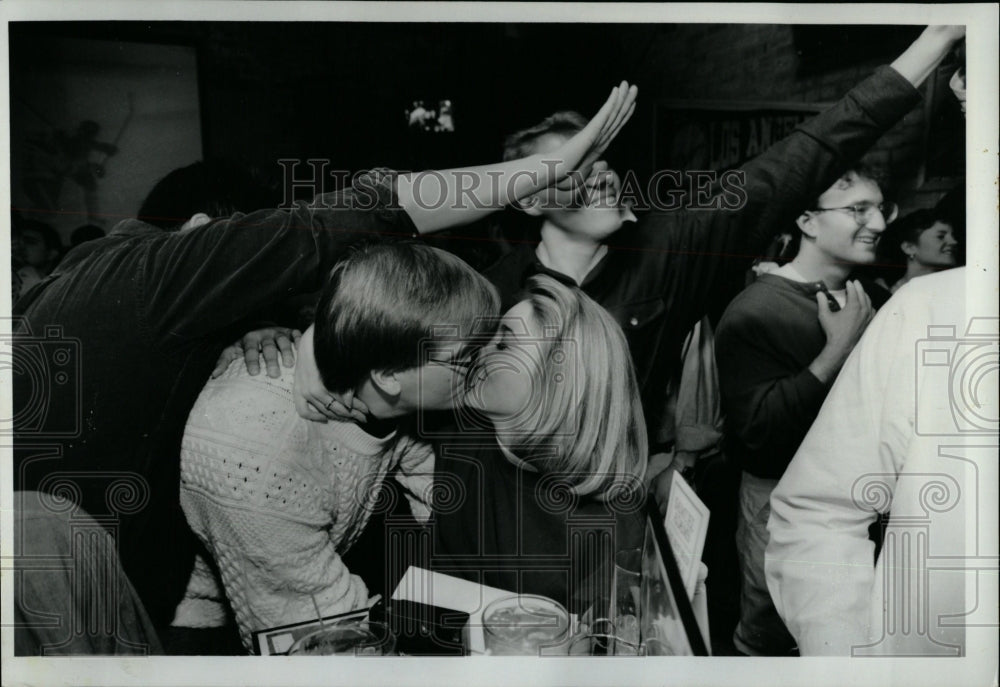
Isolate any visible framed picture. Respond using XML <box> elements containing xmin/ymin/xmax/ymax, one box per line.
<box><xmin>9</xmin><ymin>32</ymin><xmax>203</xmax><ymax>240</ymax></box>
<box><xmin>640</xmin><ymin>495</ymin><xmax>710</xmax><ymax>657</ymax></box>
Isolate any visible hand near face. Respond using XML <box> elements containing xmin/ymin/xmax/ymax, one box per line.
<box><xmin>809</xmin><ymin>280</ymin><xmax>874</xmax><ymax>383</ymax></box>
<box><xmin>553</xmin><ymin>81</ymin><xmax>638</xmax><ymax>192</ymax></box>
<box><xmin>292</xmin><ymin>324</ymin><xmax>369</xmax><ymax>423</ymax></box>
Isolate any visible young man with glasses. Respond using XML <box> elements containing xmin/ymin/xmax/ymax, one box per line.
<box><xmin>714</xmin><ymin>168</ymin><xmax>898</xmax><ymax>656</ymax></box>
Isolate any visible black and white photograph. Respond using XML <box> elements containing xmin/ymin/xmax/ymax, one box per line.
<box><xmin>1</xmin><ymin>3</ymin><xmax>997</xmax><ymax>687</ymax></box>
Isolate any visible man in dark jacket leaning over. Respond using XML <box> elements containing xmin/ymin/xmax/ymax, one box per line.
<box><xmin>10</xmin><ymin>83</ymin><xmax>636</xmax><ymax>653</ymax></box>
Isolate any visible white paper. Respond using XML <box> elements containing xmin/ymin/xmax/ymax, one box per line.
<box><xmin>664</xmin><ymin>475</ymin><xmax>711</xmax><ymax>600</ymax></box>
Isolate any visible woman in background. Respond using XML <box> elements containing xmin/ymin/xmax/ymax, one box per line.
<box><xmin>876</xmin><ymin>209</ymin><xmax>959</xmax><ymax>293</ymax></box>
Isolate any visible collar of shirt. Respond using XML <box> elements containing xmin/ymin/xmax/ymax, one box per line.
<box><xmin>757</xmin><ymin>272</ymin><xmax>837</xmax><ymax>300</ymax></box>
<box><xmin>513</xmin><ymin>243</ymin><xmax>616</xmax><ymax>292</ymax></box>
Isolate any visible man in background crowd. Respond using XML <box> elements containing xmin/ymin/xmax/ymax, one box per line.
<box><xmin>715</xmin><ymin>167</ymin><xmax>893</xmax><ymax>655</ymax></box>
<box><xmin>766</xmin><ymin>45</ymin><xmax>993</xmax><ymax>658</ymax></box>
<box><xmin>11</xmin><ymin>217</ymin><xmax>62</xmax><ymax>302</ymax></box>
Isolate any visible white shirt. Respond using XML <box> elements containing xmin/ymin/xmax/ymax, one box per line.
<box><xmin>766</xmin><ymin>268</ymin><xmax>997</xmax><ymax>656</ymax></box>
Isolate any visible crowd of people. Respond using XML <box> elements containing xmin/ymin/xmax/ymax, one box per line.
<box><xmin>10</xmin><ymin>25</ymin><xmax>978</xmax><ymax>659</ymax></box>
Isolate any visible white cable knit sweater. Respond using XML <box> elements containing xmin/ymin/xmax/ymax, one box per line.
<box><xmin>173</xmin><ymin>360</ymin><xmax>433</xmax><ymax>650</ymax></box>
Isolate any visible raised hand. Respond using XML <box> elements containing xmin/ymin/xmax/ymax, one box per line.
<box><xmin>398</xmin><ymin>81</ymin><xmax>636</xmax><ymax>235</ymax></box>
<box><xmin>554</xmin><ymin>81</ymin><xmax>638</xmax><ymax>191</ymax></box>
<box><xmin>891</xmin><ymin>25</ymin><xmax>967</xmax><ymax>88</ymax></box>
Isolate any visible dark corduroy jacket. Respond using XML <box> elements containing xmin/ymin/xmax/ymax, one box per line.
<box><xmin>12</xmin><ymin>172</ymin><xmax>415</xmax><ymax>627</ymax></box>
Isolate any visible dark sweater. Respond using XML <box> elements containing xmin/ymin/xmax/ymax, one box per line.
<box><xmin>715</xmin><ymin>273</ymin><xmax>889</xmax><ymax>479</ymax></box>
<box><xmin>482</xmin><ymin>66</ymin><xmax>922</xmax><ymax>446</ymax></box>
<box><xmin>429</xmin><ymin>438</ymin><xmax>644</xmax><ymax>615</ymax></box>
<box><xmin>12</xmin><ymin>171</ymin><xmax>415</xmax><ymax>627</ymax></box>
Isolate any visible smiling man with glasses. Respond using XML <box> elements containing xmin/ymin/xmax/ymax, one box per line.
<box><xmin>809</xmin><ymin>200</ymin><xmax>899</xmax><ymax>225</ymax></box>
<box><xmin>714</xmin><ymin>167</ymin><xmax>900</xmax><ymax>656</ymax></box>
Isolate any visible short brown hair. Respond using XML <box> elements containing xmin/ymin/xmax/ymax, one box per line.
<box><xmin>502</xmin><ymin>111</ymin><xmax>587</xmax><ymax>162</ymax></box>
<box><xmin>314</xmin><ymin>243</ymin><xmax>499</xmax><ymax>392</ymax></box>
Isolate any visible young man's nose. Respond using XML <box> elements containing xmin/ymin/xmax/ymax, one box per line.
<box><xmin>866</xmin><ymin>214</ymin><xmax>888</xmax><ymax>231</ymax></box>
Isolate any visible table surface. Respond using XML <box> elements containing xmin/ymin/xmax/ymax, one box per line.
<box><xmin>390</xmin><ymin>567</ymin><xmax>579</xmax><ymax>655</ymax></box>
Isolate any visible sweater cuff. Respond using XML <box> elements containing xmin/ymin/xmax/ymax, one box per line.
<box><xmin>854</xmin><ymin>65</ymin><xmax>923</xmax><ymax>124</ymax></box>
<box><xmin>794</xmin><ymin>367</ymin><xmax>831</xmax><ymax>410</ymax></box>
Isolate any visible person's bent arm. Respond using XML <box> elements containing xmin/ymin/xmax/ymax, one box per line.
<box><xmin>398</xmin><ymin>82</ymin><xmax>637</xmax><ymax>234</ymax></box>
<box><xmin>766</xmin><ymin>289</ymin><xmax>923</xmax><ymax>655</ymax></box>
<box><xmin>737</xmin><ymin>25</ymin><xmax>964</xmax><ymax>245</ymax></box>
<box><xmin>636</xmin><ymin>27</ymin><xmax>961</xmax><ymax>337</ymax></box>
<box><xmin>807</xmin><ymin>281</ymin><xmax>874</xmax><ymax>383</ymax></box>
<box><xmin>716</xmin><ymin>282</ymin><xmax>874</xmax><ymax>478</ymax></box>
<box><xmin>716</xmin><ymin>329</ymin><xmax>832</xmax><ymax>478</ymax></box>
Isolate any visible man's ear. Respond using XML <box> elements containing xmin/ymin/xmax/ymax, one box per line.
<box><xmin>796</xmin><ymin>212</ymin><xmax>818</xmax><ymax>240</ymax></box>
<box><xmin>369</xmin><ymin>369</ymin><xmax>401</xmax><ymax>398</ymax></box>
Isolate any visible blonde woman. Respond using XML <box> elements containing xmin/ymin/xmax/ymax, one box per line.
<box><xmin>287</xmin><ymin>274</ymin><xmax>647</xmax><ymax>612</ymax></box>
<box><xmin>431</xmin><ymin>274</ymin><xmax>648</xmax><ymax>613</ymax></box>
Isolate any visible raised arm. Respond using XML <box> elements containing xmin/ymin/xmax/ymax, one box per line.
<box><xmin>640</xmin><ymin>26</ymin><xmax>963</xmax><ymax>339</ymax></box>
<box><xmin>139</xmin><ymin>84</ymin><xmax>635</xmax><ymax>346</ymax></box>
<box><xmin>398</xmin><ymin>81</ymin><xmax>637</xmax><ymax>234</ymax></box>
<box><xmin>739</xmin><ymin>26</ymin><xmax>965</xmax><ymax>245</ymax></box>
<box><xmin>890</xmin><ymin>25</ymin><xmax>966</xmax><ymax>87</ymax></box>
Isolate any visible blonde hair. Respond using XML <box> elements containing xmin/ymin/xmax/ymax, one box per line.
<box><xmin>315</xmin><ymin>242</ymin><xmax>499</xmax><ymax>391</ymax></box>
<box><xmin>509</xmin><ymin>275</ymin><xmax>647</xmax><ymax>499</ymax></box>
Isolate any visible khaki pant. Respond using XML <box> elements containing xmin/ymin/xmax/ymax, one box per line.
<box><xmin>732</xmin><ymin>472</ymin><xmax>796</xmax><ymax>656</ymax></box>
<box><xmin>14</xmin><ymin>490</ymin><xmax>163</xmax><ymax>655</ymax></box>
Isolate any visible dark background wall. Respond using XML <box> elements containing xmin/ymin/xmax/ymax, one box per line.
<box><xmin>10</xmin><ymin>21</ymin><xmax>964</xmax><ymax>241</ymax></box>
